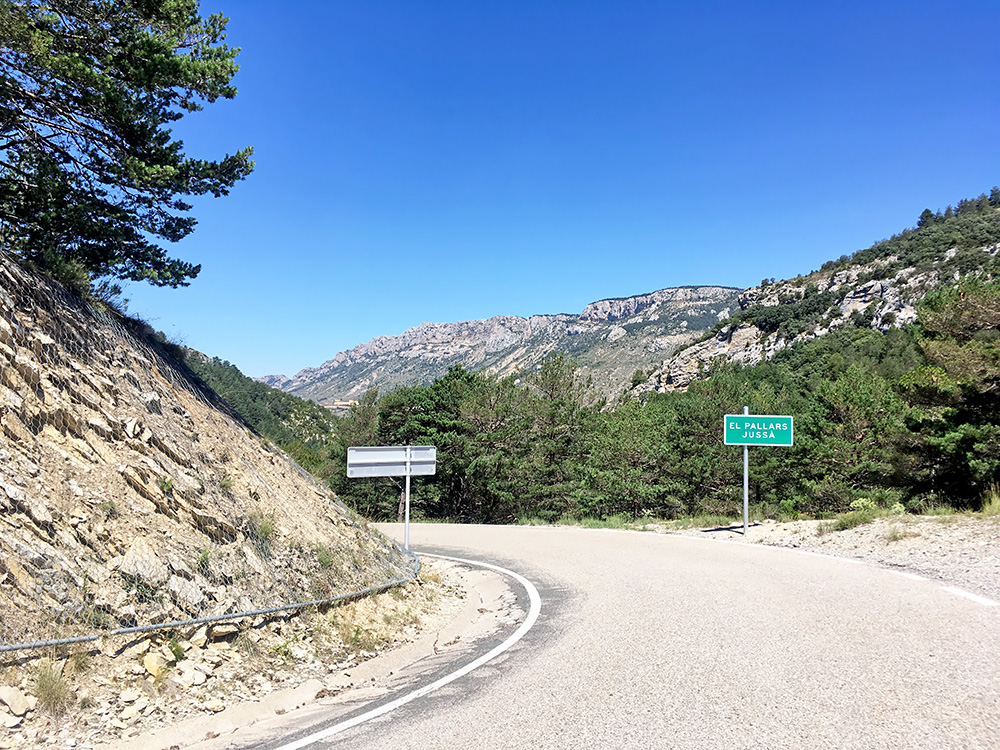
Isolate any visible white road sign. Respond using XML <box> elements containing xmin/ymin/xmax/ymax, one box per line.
<box><xmin>347</xmin><ymin>446</ymin><xmax>437</xmax><ymax>478</ymax></box>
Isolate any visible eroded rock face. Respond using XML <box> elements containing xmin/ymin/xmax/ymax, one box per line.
<box><xmin>0</xmin><ymin>254</ymin><xmax>413</xmax><ymax>649</ymax></box>
<box><xmin>638</xmin><ymin>247</ymin><xmax>994</xmax><ymax>393</ymax></box>
<box><xmin>265</xmin><ymin>286</ymin><xmax>741</xmax><ymax>403</ymax></box>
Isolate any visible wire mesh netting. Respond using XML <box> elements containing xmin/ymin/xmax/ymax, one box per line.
<box><xmin>0</xmin><ymin>255</ymin><xmax>416</xmax><ymax>652</ymax></box>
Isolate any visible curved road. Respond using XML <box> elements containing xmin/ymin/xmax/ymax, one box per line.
<box><xmin>315</xmin><ymin>524</ymin><xmax>997</xmax><ymax>749</ymax></box>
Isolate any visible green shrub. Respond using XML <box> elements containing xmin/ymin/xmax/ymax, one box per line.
<box><xmin>247</xmin><ymin>511</ymin><xmax>277</xmax><ymax>556</ymax></box>
<box><xmin>834</xmin><ymin>508</ymin><xmax>879</xmax><ymax>531</ymax></box>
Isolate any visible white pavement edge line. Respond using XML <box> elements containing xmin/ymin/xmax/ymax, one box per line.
<box><xmin>602</xmin><ymin>526</ymin><xmax>867</xmax><ymax>565</ymax></box>
<box><xmin>941</xmin><ymin>586</ymin><xmax>999</xmax><ymax>607</ymax></box>
<box><xmin>887</xmin><ymin>570</ymin><xmax>928</xmax><ymax>582</ymax></box>
<box><xmin>272</xmin><ymin>553</ymin><xmax>542</xmax><ymax>750</ymax></box>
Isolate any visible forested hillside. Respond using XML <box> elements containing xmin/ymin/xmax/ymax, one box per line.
<box><xmin>330</xmin><ymin>190</ymin><xmax>1000</xmax><ymax>522</ymax></box>
<box><xmin>182</xmin><ymin>351</ymin><xmax>342</xmax><ymax>484</ymax></box>
<box><xmin>196</xmin><ymin>190</ymin><xmax>1000</xmax><ymax>525</ymax></box>
<box><xmin>645</xmin><ymin>189</ymin><xmax>1000</xmax><ymax>390</ymax></box>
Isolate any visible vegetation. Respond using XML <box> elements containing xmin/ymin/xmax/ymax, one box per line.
<box><xmin>32</xmin><ymin>658</ymin><xmax>71</xmax><ymax>715</ymax></box>
<box><xmin>324</xmin><ymin>196</ymin><xmax>1000</xmax><ymax>523</ymax></box>
<box><xmin>183</xmin><ymin>351</ymin><xmax>341</xmax><ymax>482</ymax></box>
<box><xmin>690</xmin><ymin>189</ymin><xmax>1000</xmax><ymax>349</ymax></box>
<box><xmin>168</xmin><ymin>189</ymin><xmax>1000</xmax><ymax>526</ymax></box>
<box><xmin>0</xmin><ymin>0</ymin><xmax>254</xmax><ymax>292</ymax></box>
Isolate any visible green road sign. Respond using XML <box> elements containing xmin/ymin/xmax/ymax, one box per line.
<box><xmin>724</xmin><ymin>414</ymin><xmax>794</xmax><ymax>446</ymax></box>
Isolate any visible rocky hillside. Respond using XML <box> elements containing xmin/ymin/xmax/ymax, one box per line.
<box><xmin>266</xmin><ymin>286</ymin><xmax>740</xmax><ymax>403</ymax></box>
<box><xmin>640</xmin><ymin>196</ymin><xmax>1000</xmax><ymax>392</ymax></box>
<box><xmin>0</xmin><ymin>254</ymin><xmax>414</xmax><ymax>651</ymax></box>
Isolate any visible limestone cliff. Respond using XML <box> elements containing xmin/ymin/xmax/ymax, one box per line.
<box><xmin>640</xmin><ymin>244</ymin><xmax>999</xmax><ymax>392</ymax></box>
<box><xmin>0</xmin><ymin>255</ymin><xmax>413</xmax><ymax>650</ymax></box>
<box><xmin>269</xmin><ymin>286</ymin><xmax>740</xmax><ymax>403</ymax></box>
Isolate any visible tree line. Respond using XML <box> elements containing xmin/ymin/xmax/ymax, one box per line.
<box><xmin>188</xmin><ymin>273</ymin><xmax>999</xmax><ymax>524</ymax></box>
<box><xmin>322</xmin><ymin>276</ymin><xmax>999</xmax><ymax>523</ymax></box>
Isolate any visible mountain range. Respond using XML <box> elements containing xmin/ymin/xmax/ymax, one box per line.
<box><xmin>264</xmin><ymin>192</ymin><xmax>1000</xmax><ymax>406</ymax></box>
<box><xmin>260</xmin><ymin>286</ymin><xmax>741</xmax><ymax>403</ymax></box>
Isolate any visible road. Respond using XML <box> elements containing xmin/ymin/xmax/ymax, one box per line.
<box><xmin>291</xmin><ymin>524</ymin><xmax>999</xmax><ymax>749</ymax></box>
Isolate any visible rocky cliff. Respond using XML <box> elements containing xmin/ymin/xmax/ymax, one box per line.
<box><xmin>270</xmin><ymin>286</ymin><xmax>740</xmax><ymax>403</ymax></box>
<box><xmin>0</xmin><ymin>255</ymin><xmax>413</xmax><ymax>651</ymax></box>
<box><xmin>640</xmin><ymin>243</ymin><xmax>999</xmax><ymax>392</ymax></box>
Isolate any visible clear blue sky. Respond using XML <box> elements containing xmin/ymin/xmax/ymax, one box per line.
<box><xmin>124</xmin><ymin>0</ymin><xmax>1000</xmax><ymax>378</ymax></box>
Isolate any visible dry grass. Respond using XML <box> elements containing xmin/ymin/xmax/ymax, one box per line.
<box><xmin>33</xmin><ymin>658</ymin><xmax>72</xmax><ymax>716</ymax></box>
<box><xmin>886</xmin><ymin>524</ymin><xmax>920</xmax><ymax>543</ymax></box>
<box><xmin>328</xmin><ymin>576</ymin><xmax>436</xmax><ymax>654</ymax></box>
<box><xmin>980</xmin><ymin>484</ymin><xmax>1000</xmax><ymax>516</ymax></box>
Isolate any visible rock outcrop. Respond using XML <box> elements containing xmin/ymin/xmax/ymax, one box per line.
<box><xmin>266</xmin><ymin>286</ymin><xmax>740</xmax><ymax>403</ymax></box>
<box><xmin>640</xmin><ymin>245</ymin><xmax>996</xmax><ymax>392</ymax></box>
<box><xmin>0</xmin><ymin>255</ymin><xmax>413</xmax><ymax>650</ymax></box>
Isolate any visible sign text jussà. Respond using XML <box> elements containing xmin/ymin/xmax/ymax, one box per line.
<box><xmin>723</xmin><ymin>415</ymin><xmax>794</xmax><ymax>446</ymax></box>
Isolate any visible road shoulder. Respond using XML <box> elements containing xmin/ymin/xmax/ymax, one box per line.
<box><xmin>97</xmin><ymin>558</ymin><xmax>523</xmax><ymax>750</ymax></box>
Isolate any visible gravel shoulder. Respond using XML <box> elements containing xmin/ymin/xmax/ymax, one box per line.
<box><xmin>0</xmin><ymin>559</ymin><xmax>522</xmax><ymax>750</ymax></box>
<box><xmin>650</xmin><ymin>514</ymin><xmax>1000</xmax><ymax>603</ymax></box>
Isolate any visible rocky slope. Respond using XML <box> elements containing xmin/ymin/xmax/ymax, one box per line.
<box><xmin>640</xmin><ymin>242</ymin><xmax>1000</xmax><ymax>392</ymax></box>
<box><xmin>267</xmin><ymin>286</ymin><xmax>740</xmax><ymax>404</ymax></box>
<box><xmin>0</xmin><ymin>254</ymin><xmax>414</xmax><ymax>652</ymax></box>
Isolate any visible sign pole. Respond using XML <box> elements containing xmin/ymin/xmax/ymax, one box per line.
<box><xmin>404</xmin><ymin>446</ymin><xmax>411</xmax><ymax>550</ymax></box>
<box><xmin>743</xmin><ymin>405</ymin><xmax>749</xmax><ymax>535</ymax></box>
<box><xmin>723</xmin><ymin>412</ymin><xmax>791</xmax><ymax>536</ymax></box>
<box><xmin>346</xmin><ymin>446</ymin><xmax>436</xmax><ymax>553</ymax></box>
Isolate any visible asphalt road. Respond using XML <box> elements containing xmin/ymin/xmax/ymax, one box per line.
<box><xmin>307</xmin><ymin>524</ymin><xmax>999</xmax><ymax>749</ymax></box>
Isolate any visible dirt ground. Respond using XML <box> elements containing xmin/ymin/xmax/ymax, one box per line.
<box><xmin>651</xmin><ymin>514</ymin><xmax>1000</xmax><ymax>603</ymax></box>
<box><xmin>0</xmin><ymin>558</ymin><xmax>524</xmax><ymax>750</ymax></box>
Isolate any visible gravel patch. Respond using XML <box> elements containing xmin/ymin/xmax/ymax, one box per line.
<box><xmin>651</xmin><ymin>515</ymin><xmax>1000</xmax><ymax>603</ymax></box>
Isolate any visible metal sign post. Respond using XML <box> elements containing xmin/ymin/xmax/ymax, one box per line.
<box><xmin>347</xmin><ymin>446</ymin><xmax>437</xmax><ymax>550</ymax></box>
<box><xmin>404</xmin><ymin>447</ymin><xmax>411</xmax><ymax>550</ymax></box>
<box><xmin>723</xmin><ymin>410</ymin><xmax>794</xmax><ymax>535</ymax></box>
<box><xmin>743</xmin><ymin>407</ymin><xmax>749</xmax><ymax>536</ymax></box>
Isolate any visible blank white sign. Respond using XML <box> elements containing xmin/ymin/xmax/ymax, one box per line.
<box><xmin>347</xmin><ymin>446</ymin><xmax>437</xmax><ymax>478</ymax></box>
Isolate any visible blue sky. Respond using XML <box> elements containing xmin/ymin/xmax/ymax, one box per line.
<box><xmin>124</xmin><ymin>0</ymin><xmax>1000</xmax><ymax>378</ymax></box>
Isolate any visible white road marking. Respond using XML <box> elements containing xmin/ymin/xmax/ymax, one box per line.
<box><xmin>887</xmin><ymin>570</ymin><xmax>928</xmax><ymax>581</ymax></box>
<box><xmin>941</xmin><ymin>586</ymin><xmax>999</xmax><ymax>607</ymax></box>
<box><xmin>272</xmin><ymin>553</ymin><xmax>542</xmax><ymax>750</ymax></box>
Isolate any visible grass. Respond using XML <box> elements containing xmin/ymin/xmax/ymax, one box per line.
<box><xmin>519</xmin><ymin>496</ymin><xmax>999</xmax><ymax>538</ymax></box>
<box><xmin>886</xmin><ymin>524</ymin><xmax>919</xmax><ymax>543</ymax></box>
<box><xmin>167</xmin><ymin>637</ymin><xmax>185</xmax><ymax>662</ymax></box>
<box><xmin>980</xmin><ymin>483</ymin><xmax>1000</xmax><ymax>516</ymax></box>
<box><xmin>832</xmin><ymin>508</ymin><xmax>880</xmax><ymax>531</ymax></box>
<box><xmin>123</xmin><ymin>575</ymin><xmax>160</xmax><ymax>603</ymax></box>
<box><xmin>419</xmin><ymin>566</ymin><xmax>442</xmax><ymax>585</ymax></box>
<box><xmin>923</xmin><ymin>504</ymin><xmax>958</xmax><ymax>516</ymax></box>
<box><xmin>247</xmin><ymin>510</ymin><xmax>277</xmax><ymax>556</ymax></box>
<box><xmin>659</xmin><ymin>513</ymin><xmax>740</xmax><ymax>530</ymax></box>
<box><xmin>573</xmin><ymin>514</ymin><xmax>634</xmax><ymax>529</ymax></box>
<box><xmin>69</xmin><ymin>649</ymin><xmax>91</xmax><ymax>673</ymax></box>
<box><xmin>33</xmin><ymin>659</ymin><xmax>72</xmax><ymax>715</ymax></box>
<box><xmin>84</xmin><ymin>605</ymin><xmax>113</xmax><ymax>630</ymax></box>
<box><xmin>342</xmin><ymin>624</ymin><xmax>382</xmax><ymax>653</ymax></box>
<box><xmin>196</xmin><ymin>546</ymin><xmax>211</xmax><ymax>578</ymax></box>
<box><xmin>314</xmin><ymin>543</ymin><xmax>334</xmax><ymax>569</ymax></box>
<box><xmin>233</xmin><ymin>631</ymin><xmax>261</xmax><ymax>658</ymax></box>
